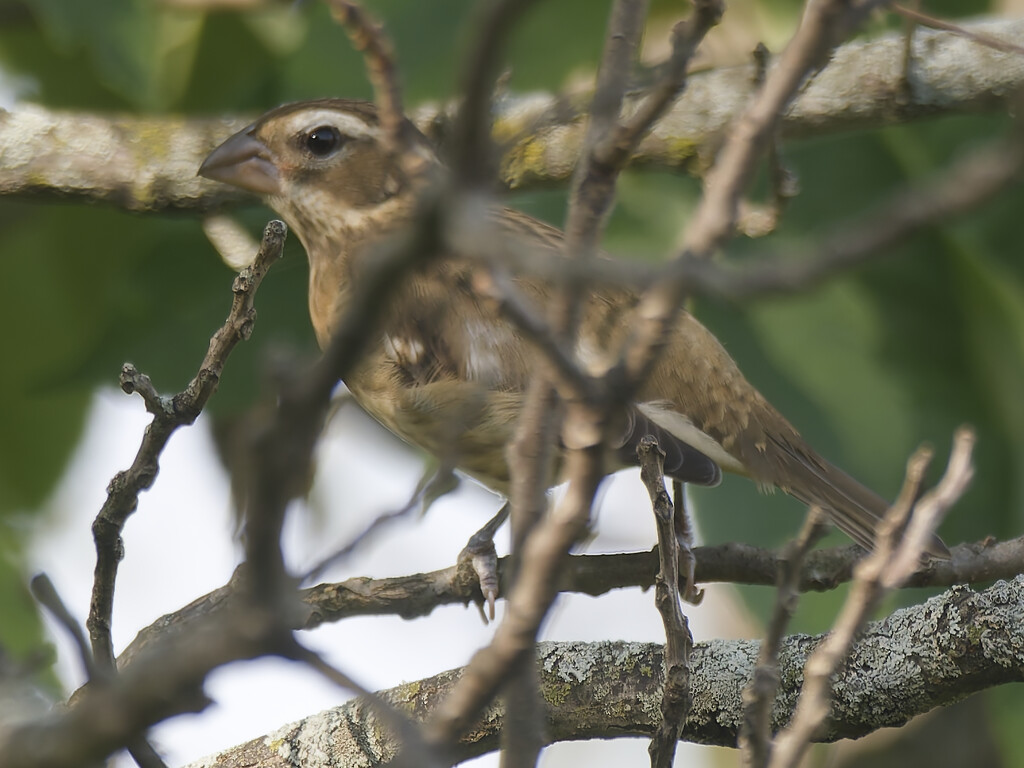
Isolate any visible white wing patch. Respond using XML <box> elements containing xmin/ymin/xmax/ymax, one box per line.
<box><xmin>636</xmin><ymin>401</ymin><xmax>746</xmax><ymax>474</ymax></box>
<box><xmin>384</xmin><ymin>334</ymin><xmax>425</xmax><ymax>368</ymax></box>
<box><xmin>463</xmin><ymin>320</ymin><xmax>507</xmax><ymax>384</ymax></box>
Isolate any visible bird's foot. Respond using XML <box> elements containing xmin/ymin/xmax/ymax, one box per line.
<box><xmin>673</xmin><ymin>480</ymin><xmax>704</xmax><ymax>605</ymax></box>
<box><xmin>678</xmin><ymin>536</ymin><xmax>704</xmax><ymax>605</ymax></box>
<box><xmin>458</xmin><ymin>503</ymin><xmax>510</xmax><ymax>621</ymax></box>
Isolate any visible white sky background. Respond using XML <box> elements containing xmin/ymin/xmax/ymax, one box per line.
<box><xmin>28</xmin><ymin>389</ymin><xmax>757</xmax><ymax>768</ymax></box>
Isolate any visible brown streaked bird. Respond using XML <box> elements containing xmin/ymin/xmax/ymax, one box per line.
<box><xmin>199</xmin><ymin>98</ymin><xmax>950</xmax><ymax>564</ymax></box>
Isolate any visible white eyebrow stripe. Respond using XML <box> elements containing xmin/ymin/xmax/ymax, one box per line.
<box><xmin>281</xmin><ymin>109</ymin><xmax>383</xmax><ymax>141</ymax></box>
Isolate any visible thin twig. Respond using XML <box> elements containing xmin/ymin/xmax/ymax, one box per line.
<box><xmin>449</xmin><ymin>0</ymin><xmax>543</xmax><ymax>188</ymax></box>
<box><xmin>86</xmin><ymin>220</ymin><xmax>286</xmax><ymax>672</ymax></box>
<box><xmin>684</xmin><ymin>130</ymin><xmax>1024</xmax><ymax>300</ymax></box>
<box><xmin>768</xmin><ymin>430</ymin><xmax>975</xmax><ymax>768</ymax></box>
<box><xmin>682</xmin><ymin>0</ymin><xmax>886</xmax><ymax>257</ymax></box>
<box><xmin>563</xmin><ymin>0</ymin><xmax>650</xmax><ymax>261</ymax></box>
<box><xmin>323</xmin><ymin>0</ymin><xmax>406</xmax><ymax>151</ymax></box>
<box><xmin>499</xmin><ymin>4</ymin><xmax>657</xmax><ymax>763</ymax></box>
<box><xmin>637</xmin><ymin>437</ymin><xmax>693</xmax><ymax>768</ymax></box>
<box><xmin>425</xmin><ymin>401</ymin><xmax>607</xmax><ymax>754</ymax></box>
<box><xmin>893</xmin><ymin>4</ymin><xmax>1024</xmax><ymax>58</ymax></box>
<box><xmin>286</xmin><ymin>640</ymin><xmax>445</xmax><ymax>768</ymax></box>
<box><xmin>30</xmin><ymin>574</ymin><xmax>97</xmax><ymax>681</ymax></box>
<box><xmin>739</xmin><ymin>507</ymin><xmax>827</xmax><ymax>768</ymax></box>
<box><xmin>479</xmin><ymin>121</ymin><xmax>1024</xmax><ymax>307</ymax></box>
<box><xmin>603</xmin><ymin>0</ymin><xmax>723</xmax><ymax>168</ymax></box>
<box><xmin>619</xmin><ymin>0</ymin><xmax>887</xmax><ymax>395</ymax></box>
<box><xmin>501</xmin><ymin>374</ymin><xmax>560</xmax><ymax>764</ymax></box>
<box><xmin>470</xmin><ymin>267</ymin><xmax>600</xmax><ymax>404</ymax></box>
<box><xmin>242</xmin><ymin>197</ymin><xmax>445</xmax><ymax>600</ymax></box>
<box><xmin>302</xmin><ymin>464</ymin><xmax>458</xmax><ymax>584</ymax></box>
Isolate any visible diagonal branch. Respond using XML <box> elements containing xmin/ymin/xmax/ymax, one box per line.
<box><xmin>86</xmin><ymin>221</ymin><xmax>286</xmax><ymax>672</ymax></box>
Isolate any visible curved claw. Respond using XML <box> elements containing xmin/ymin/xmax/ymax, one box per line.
<box><xmin>678</xmin><ymin>536</ymin><xmax>704</xmax><ymax>606</ymax></box>
<box><xmin>458</xmin><ymin>504</ymin><xmax>509</xmax><ymax>622</ymax></box>
<box><xmin>470</xmin><ymin>550</ymin><xmax>499</xmax><ymax>621</ymax></box>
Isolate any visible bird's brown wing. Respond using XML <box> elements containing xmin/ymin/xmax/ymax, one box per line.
<box><xmin>360</xmin><ymin>206</ymin><xmax>950</xmax><ymax>558</ymax></box>
<box><xmin>496</xmin><ymin>211</ymin><xmax>950</xmax><ymax>558</ymax></box>
<box><xmin>639</xmin><ymin>312</ymin><xmax>950</xmax><ymax>559</ymax></box>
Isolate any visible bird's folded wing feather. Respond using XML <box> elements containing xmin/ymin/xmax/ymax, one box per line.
<box><xmin>352</xmin><ymin>206</ymin><xmax>950</xmax><ymax>559</ymax></box>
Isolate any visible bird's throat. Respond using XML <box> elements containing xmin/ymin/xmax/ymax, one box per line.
<box><xmin>279</xmin><ymin>192</ymin><xmax>419</xmax><ymax>350</ymax></box>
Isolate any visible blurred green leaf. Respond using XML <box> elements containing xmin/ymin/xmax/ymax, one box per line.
<box><xmin>16</xmin><ymin>0</ymin><xmax>203</xmax><ymax>109</ymax></box>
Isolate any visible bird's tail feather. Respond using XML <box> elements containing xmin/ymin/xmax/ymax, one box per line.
<box><xmin>779</xmin><ymin>439</ymin><xmax>951</xmax><ymax>561</ymax></box>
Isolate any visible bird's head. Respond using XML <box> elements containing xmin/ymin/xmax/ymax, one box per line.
<box><xmin>199</xmin><ymin>98</ymin><xmax>435</xmax><ymax>254</ymax></box>
<box><xmin>200</xmin><ymin>99</ymin><xmax>438</xmax><ymax>346</ymax></box>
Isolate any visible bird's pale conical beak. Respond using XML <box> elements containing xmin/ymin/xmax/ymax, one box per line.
<box><xmin>198</xmin><ymin>130</ymin><xmax>282</xmax><ymax>196</ymax></box>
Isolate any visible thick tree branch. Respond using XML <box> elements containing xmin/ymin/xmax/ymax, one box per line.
<box><xmin>181</xmin><ymin>576</ymin><xmax>1024</xmax><ymax>767</ymax></box>
<box><xmin>111</xmin><ymin>534</ymin><xmax>1024</xmax><ymax>672</ymax></box>
<box><xmin>2</xmin><ymin>18</ymin><xmax>1024</xmax><ymax>210</ymax></box>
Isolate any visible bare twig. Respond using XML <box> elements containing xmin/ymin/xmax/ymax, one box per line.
<box><xmin>620</xmin><ymin>0</ymin><xmax>886</xmax><ymax>395</ymax></box>
<box><xmin>737</xmin><ymin>44</ymin><xmax>800</xmax><ymax>240</ymax></box>
<box><xmin>471</xmin><ymin>267</ymin><xmax>600</xmax><ymax>402</ymax></box>
<box><xmin>501</xmin><ymin>374</ymin><xmax>560</xmax><ymax>765</ymax></box>
<box><xmin>86</xmin><ymin>220</ymin><xmax>286</xmax><ymax>672</ymax></box>
<box><xmin>30</xmin><ymin>574</ymin><xmax>96</xmax><ymax>682</ymax></box>
<box><xmin>739</xmin><ymin>507</ymin><xmax>827</xmax><ymax>768</ymax></box>
<box><xmin>425</xmin><ymin>401</ymin><xmax>606</xmax><ymax>755</ymax></box>
<box><xmin>682</xmin><ymin>130</ymin><xmax>1024</xmax><ymax>300</ymax></box>
<box><xmin>682</xmin><ymin>0</ymin><xmax>884</xmax><ymax>257</ymax></box>
<box><xmin>498</xmin><ymin>7</ymin><xmax>654</xmax><ymax>760</ymax></box>
<box><xmin>323</xmin><ymin>0</ymin><xmax>406</xmax><ymax>150</ymax></box>
<box><xmin>33</xmin><ymin>576</ymin><xmax>172</xmax><ymax>768</ymax></box>
<box><xmin>286</xmin><ymin>640</ymin><xmax>444</xmax><ymax>768</ymax></box>
<box><xmin>637</xmin><ymin>437</ymin><xmax>693</xmax><ymax>768</ymax></box>
<box><xmin>892</xmin><ymin>4</ymin><xmax>1024</xmax><ymax>58</ymax></box>
<box><xmin>602</xmin><ymin>0</ymin><xmax>723</xmax><ymax>171</ymax></box>
<box><xmin>302</xmin><ymin>464</ymin><xmax>458</xmax><ymax>584</ymax></box>
<box><xmin>449</xmin><ymin>0</ymin><xmax>544</xmax><ymax>188</ymax></box>
<box><xmin>473</xmin><ymin>119</ymin><xmax>1024</xmax><ymax>310</ymax></box>
<box><xmin>768</xmin><ymin>429</ymin><xmax>975</xmax><ymax>768</ymax></box>
<box><xmin>562</xmin><ymin>0</ymin><xmax>651</xmax><ymax>260</ymax></box>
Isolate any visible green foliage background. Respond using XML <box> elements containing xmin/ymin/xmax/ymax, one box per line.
<box><xmin>1</xmin><ymin>0</ymin><xmax>1021</xmax><ymax>758</ymax></box>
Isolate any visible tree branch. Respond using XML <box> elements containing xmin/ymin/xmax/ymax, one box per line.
<box><xmin>181</xmin><ymin>575</ymin><xmax>1024</xmax><ymax>767</ymax></box>
<box><xmin>3</xmin><ymin>18</ymin><xmax>1024</xmax><ymax>209</ymax></box>
<box><xmin>86</xmin><ymin>221</ymin><xmax>286</xmax><ymax>672</ymax></box>
<box><xmin>110</xmin><ymin>533</ymin><xmax>1024</xmax><ymax>673</ymax></box>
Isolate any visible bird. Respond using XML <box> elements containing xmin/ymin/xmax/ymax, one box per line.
<box><xmin>198</xmin><ymin>97</ymin><xmax>950</xmax><ymax>580</ymax></box>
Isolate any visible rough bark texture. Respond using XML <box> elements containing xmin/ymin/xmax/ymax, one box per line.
<box><xmin>1</xmin><ymin>18</ymin><xmax>1022</xmax><ymax>210</ymax></box>
<box><xmin>186</xmin><ymin>576</ymin><xmax>1024</xmax><ymax>767</ymax></box>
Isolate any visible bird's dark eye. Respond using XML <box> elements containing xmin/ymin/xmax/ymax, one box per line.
<box><xmin>304</xmin><ymin>125</ymin><xmax>344</xmax><ymax>157</ymax></box>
